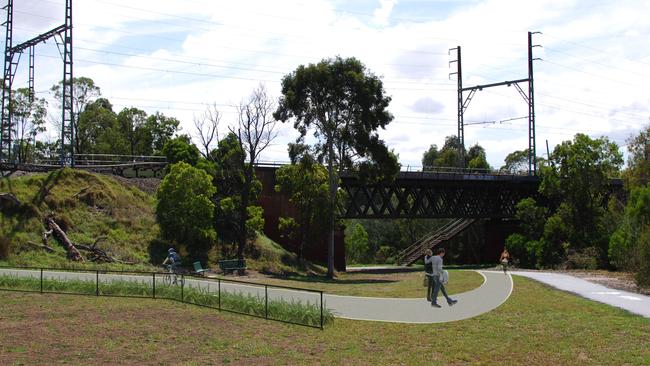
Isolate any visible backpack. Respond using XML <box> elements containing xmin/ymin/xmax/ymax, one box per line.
<box><xmin>441</xmin><ymin>270</ymin><xmax>449</xmax><ymax>285</ymax></box>
<box><xmin>170</xmin><ymin>252</ymin><xmax>181</xmax><ymax>263</ymax></box>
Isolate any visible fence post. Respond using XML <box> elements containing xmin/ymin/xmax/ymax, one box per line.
<box><xmin>40</xmin><ymin>268</ymin><xmax>43</xmax><ymax>293</ymax></box>
<box><xmin>265</xmin><ymin>285</ymin><xmax>268</xmax><ymax>320</ymax></box>
<box><xmin>320</xmin><ymin>291</ymin><xmax>324</xmax><ymax>330</ymax></box>
<box><xmin>218</xmin><ymin>278</ymin><xmax>221</xmax><ymax>310</ymax></box>
<box><xmin>96</xmin><ymin>270</ymin><xmax>99</xmax><ymax>296</ymax></box>
<box><xmin>152</xmin><ymin>272</ymin><xmax>156</xmax><ymax>299</ymax></box>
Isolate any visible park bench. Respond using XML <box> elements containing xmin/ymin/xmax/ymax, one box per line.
<box><xmin>193</xmin><ymin>261</ymin><xmax>210</xmax><ymax>277</ymax></box>
<box><xmin>218</xmin><ymin>259</ymin><xmax>246</xmax><ymax>275</ymax></box>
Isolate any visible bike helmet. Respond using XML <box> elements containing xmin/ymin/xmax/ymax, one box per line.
<box><xmin>168</xmin><ymin>248</ymin><xmax>176</xmax><ymax>254</ymax></box>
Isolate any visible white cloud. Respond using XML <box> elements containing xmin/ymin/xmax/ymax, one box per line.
<box><xmin>373</xmin><ymin>0</ymin><xmax>398</xmax><ymax>26</ymax></box>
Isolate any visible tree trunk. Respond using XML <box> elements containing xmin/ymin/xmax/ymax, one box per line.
<box><xmin>326</xmin><ymin>145</ymin><xmax>338</xmax><ymax>278</ymax></box>
<box><xmin>44</xmin><ymin>217</ymin><xmax>84</xmax><ymax>261</ymax></box>
<box><xmin>237</xmin><ymin>166</ymin><xmax>253</xmax><ymax>260</ymax></box>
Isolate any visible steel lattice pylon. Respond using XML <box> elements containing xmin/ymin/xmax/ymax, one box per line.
<box><xmin>0</xmin><ymin>0</ymin><xmax>73</xmax><ymax>165</ymax></box>
<box><xmin>450</xmin><ymin>32</ymin><xmax>540</xmax><ymax>176</ymax></box>
<box><xmin>1</xmin><ymin>0</ymin><xmax>15</xmax><ymax>161</ymax></box>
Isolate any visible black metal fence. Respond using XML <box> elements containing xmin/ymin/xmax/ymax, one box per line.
<box><xmin>0</xmin><ymin>266</ymin><xmax>327</xmax><ymax>329</ymax></box>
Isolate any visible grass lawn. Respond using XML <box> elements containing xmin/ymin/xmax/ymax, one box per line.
<box><xmin>1</xmin><ymin>276</ymin><xmax>648</xmax><ymax>365</ymax></box>
<box><xmin>241</xmin><ymin>269</ymin><xmax>484</xmax><ymax>298</ymax></box>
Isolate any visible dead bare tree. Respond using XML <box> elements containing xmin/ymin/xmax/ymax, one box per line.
<box><xmin>229</xmin><ymin>84</ymin><xmax>279</xmax><ymax>259</ymax></box>
<box><xmin>193</xmin><ymin>103</ymin><xmax>222</xmax><ymax>160</ymax></box>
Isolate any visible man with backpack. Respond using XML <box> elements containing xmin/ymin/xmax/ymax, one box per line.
<box><xmin>429</xmin><ymin>247</ymin><xmax>457</xmax><ymax>308</ymax></box>
<box><xmin>163</xmin><ymin>248</ymin><xmax>181</xmax><ymax>272</ymax></box>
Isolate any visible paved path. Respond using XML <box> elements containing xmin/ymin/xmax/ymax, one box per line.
<box><xmin>512</xmin><ymin>271</ymin><xmax>650</xmax><ymax>318</ymax></box>
<box><xmin>326</xmin><ymin>271</ymin><xmax>512</xmax><ymax>323</ymax></box>
<box><xmin>0</xmin><ymin>268</ymin><xmax>513</xmax><ymax>323</ymax></box>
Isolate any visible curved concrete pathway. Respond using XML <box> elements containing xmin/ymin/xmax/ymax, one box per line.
<box><xmin>512</xmin><ymin>271</ymin><xmax>650</xmax><ymax>318</ymax></box>
<box><xmin>0</xmin><ymin>268</ymin><xmax>513</xmax><ymax>323</ymax></box>
<box><xmin>325</xmin><ymin>270</ymin><xmax>512</xmax><ymax>323</ymax></box>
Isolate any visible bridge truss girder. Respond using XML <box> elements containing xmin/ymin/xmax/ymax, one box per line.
<box><xmin>339</xmin><ymin>177</ymin><xmax>540</xmax><ymax>219</ymax></box>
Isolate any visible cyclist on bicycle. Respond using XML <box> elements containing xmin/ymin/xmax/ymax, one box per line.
<box><xmin>163</xmin><ymin>248</ymin><xmax>181</xmax><ymax>272</ymax></box>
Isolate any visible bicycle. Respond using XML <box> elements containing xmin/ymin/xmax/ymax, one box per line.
<box><xmin>162</xmin><ymin>265</ymin><xmax>185</xmax><ymax>287</ymax></box>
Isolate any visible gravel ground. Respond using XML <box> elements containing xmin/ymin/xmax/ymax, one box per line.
<box><xmin>558</xmin><ymin>270</ymin><xmax>650</xmax><ymax>295</ymax></box>
<box><xmin>108</xmin><ymin>174</ymin><xmax>161</xmax><ymax>195</ymax></box>
<box><xmin>505</xmin><ymin>266</ymin><xmax>649</xmax><ymax>295</ymax></box>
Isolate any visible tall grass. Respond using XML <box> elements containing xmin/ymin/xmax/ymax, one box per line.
<box><xmin>0</xmin><ymin>274</ymin><xmax>333</xmax><ymax>328</ymax></box>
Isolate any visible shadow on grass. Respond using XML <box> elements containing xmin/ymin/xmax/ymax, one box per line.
<box><xmin>269</xmin><ymin>273</ymin><xmax>398</xmax><ymax>285</ymax></box>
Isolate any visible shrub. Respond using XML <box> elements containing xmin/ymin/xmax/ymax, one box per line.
<box><xmin>635</xmin><ymin>227</ymin><xmax>650</xmax><ymax>287</ymax></box>
<box><xmin>156</xmin><ymin>162</ymin><xmax>217</xmax><ymax>254</ymax></box>
<box><xmin>505</xmin><ymin>234</ymin><xmax>537</xmax><ymax>268</ymax></box>
<box><xmin>345</xmin><ymin>223</ymin><xmax>369</xmax><ymax>264</ymax></box>
<box><xmin>563</xmin><ymin>247</ymin><xmax>599</xmax><ymax>270</ymax></box>
<box><xmin>374</xmin><ymin>245</ymin><xmax>395</xmax><ymax>264</ymax></box>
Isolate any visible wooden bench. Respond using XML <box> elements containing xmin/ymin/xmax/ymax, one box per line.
<box><xmin>193</xmin><ymin>261</ymin><xmax>210</xmax><ymax>276</ymax></box>
<box><xmin>218</xmin><ymin>259</ymin><xmax>246</xmax><ymax>275</ymax></box>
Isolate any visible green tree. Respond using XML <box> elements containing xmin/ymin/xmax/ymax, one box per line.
<box><xmin>540</xmin><ymin>134</ymin><xmax>622</xmax><ymax>258</ymax></box>
<box><xmin>508</xmin><ymin>134</ymin><xmax>622</xmax><ymax>268</ymax></box>
<box><xmin>156</xmin><ymin>162</ymin><xmax>217</xmax><ymax>254</ymax></box>
<box><xmin>211</xmin><ymin>132</ymin><xmax>263</xmax><ymax>249</ymax></box>
<box><xmin>50</xmin><ymin>76</ymin><xmax>101</xmax><ymax>154</ymax></box>
<box><xmin>77</xmin><ymin>98</ymin><xmax>126</xmax><ymax>154</ymax></box>
<box><xmin>421</xmin><ymin>144</ymin><xmax>439</xmax><ymax>169</ymax></box>
<box><xmin>162</xmin><ymin>135</ymin><xmax>201</xmax><ymax>166</ymax></box>
<box><xmin>345</xmin><ymin>223</ymin><xmax>369</xmax><ymax>264</ymax></box>
<box><xmin>11</xmin><ymin>88</ymin><xmax>47</xmax><ymax>163</ymax></box>
<box><xmin>609</xmin><ymin>185</ymin><xmax>650</xmax><ymax>285</ymax></box>
<box><xmin>117</xmin><ymin>107</ymin><xmax>150</xmax><ymax>156</ymax></box>
<box><xmin>613</xmin><ymin>126</ymin><xmax>650</xmax><ymax>285</ymax></box>
<box><xmin>514</xmin><ymin>198</ymin><xmax>547</xmax><ymax>240</ymax></box>
<box><xmin>146</xmin><ymin>112</ymin><xmax>180</xmax><ymax>154</ymax></box>
<box><xmin>623</xmin><ymin>124</ymin><xmax>650</xmax><ymax>188</ymax></box>
<box><xmin>275</xmin><ymin>56</ymin><xmax>399</xmax><ymax>277</ymax></box>
<box><xmin>501</xmin><ymin>149</ymin><xmax>530</xmax><ymax>175</ymax></box>
<box><xmin>466</xmin><ymin>144</ymin><xmax>491</xmax><ymax>171</ymax></box>
<box><xmin>422</xmin><ymin>136</ymin><xmax>486</xmax><ymax>170</ymax></box>
<box><xmin>275</xmin><ymin>156</ymin><xmax>330</xmax><ymax>261</ymax></box>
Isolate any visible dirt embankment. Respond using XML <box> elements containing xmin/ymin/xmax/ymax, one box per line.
<box><xmin>108</xmin><ymin>175</ymin><xmax>161</xmax><ymax>195</ymax></box>
<box><xmin>558</xmin><ymin>270</ymin><xmax>650</xmax><ymax>295</ymax></box>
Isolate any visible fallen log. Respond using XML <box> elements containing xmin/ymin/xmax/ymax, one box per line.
<box><xmin>44</xmin><ymin>216</ymin><xmax>84</xmax><ymax>261</ymax></box>
<box><xmin>25</xmin><ymin>241</ymin><xmax>55</xmax><ymax>253</ymax></box>
<box><xmin>75</xmin><ymin>240</ymin><xmax>136</xmax><ymax>264</ymax></box>
<box><xmin>76</xmin><ymin>243</ymin><xmax>115</xmax><ymax>263</ymax></box>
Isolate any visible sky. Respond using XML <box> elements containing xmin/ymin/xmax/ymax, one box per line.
<box><xmin>6</xmin><ymin>0</ymin><xmax>650</xmax><ymax>169</ymax></box>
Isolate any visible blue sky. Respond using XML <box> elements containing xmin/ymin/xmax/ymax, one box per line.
<box><xmin>6</xmin><ymin>0</ymin><xmax>650</xmax><ymax>168</ymax></box>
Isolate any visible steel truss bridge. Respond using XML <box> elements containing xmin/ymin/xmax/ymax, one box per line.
<box><xmin>339</xmin><ymin>170</ymin><xmax>540</xmax><ymax>219</ymax></box>
<box><xmin>3</xmin><ymin>159</ymin><xmax>624</xmax><ymax>220</ymax></box>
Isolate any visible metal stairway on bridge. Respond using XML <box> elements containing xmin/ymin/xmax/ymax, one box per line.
<box><xmin>395</xmin><ymin>218</ymin><xmax>476</xmax><ymax>266</ymax></box>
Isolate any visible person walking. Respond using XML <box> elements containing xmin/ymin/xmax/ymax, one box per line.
<box><xmin>430</xmin><ymin>247</ymin><xmax>457</xmax><ymax>308</ymax></box>
<box><xmin>500</xmin><ymin>248</ymin><xmax>510</xmax><ymax>274</ymax></box>
<box><xmin>424</xmin><ymin>249</ymin><xmax>435</xmax><ymax>302</ymax></box>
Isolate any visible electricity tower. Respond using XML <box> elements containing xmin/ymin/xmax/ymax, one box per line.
<box><xmin>449</xmin><ymin>31</ymin><xmax>540</xmax><ymax>175</ymax></box>
<box><xmin>1</xmin><ymin>0</ymin><xmax>74</xmax><ymax>166</ymax></box>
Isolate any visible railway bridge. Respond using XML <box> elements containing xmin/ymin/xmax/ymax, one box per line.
<box><xmin>2</xmin><ymin>159</ymin><xmax>547</xmax><ymax>270</ymax></box>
